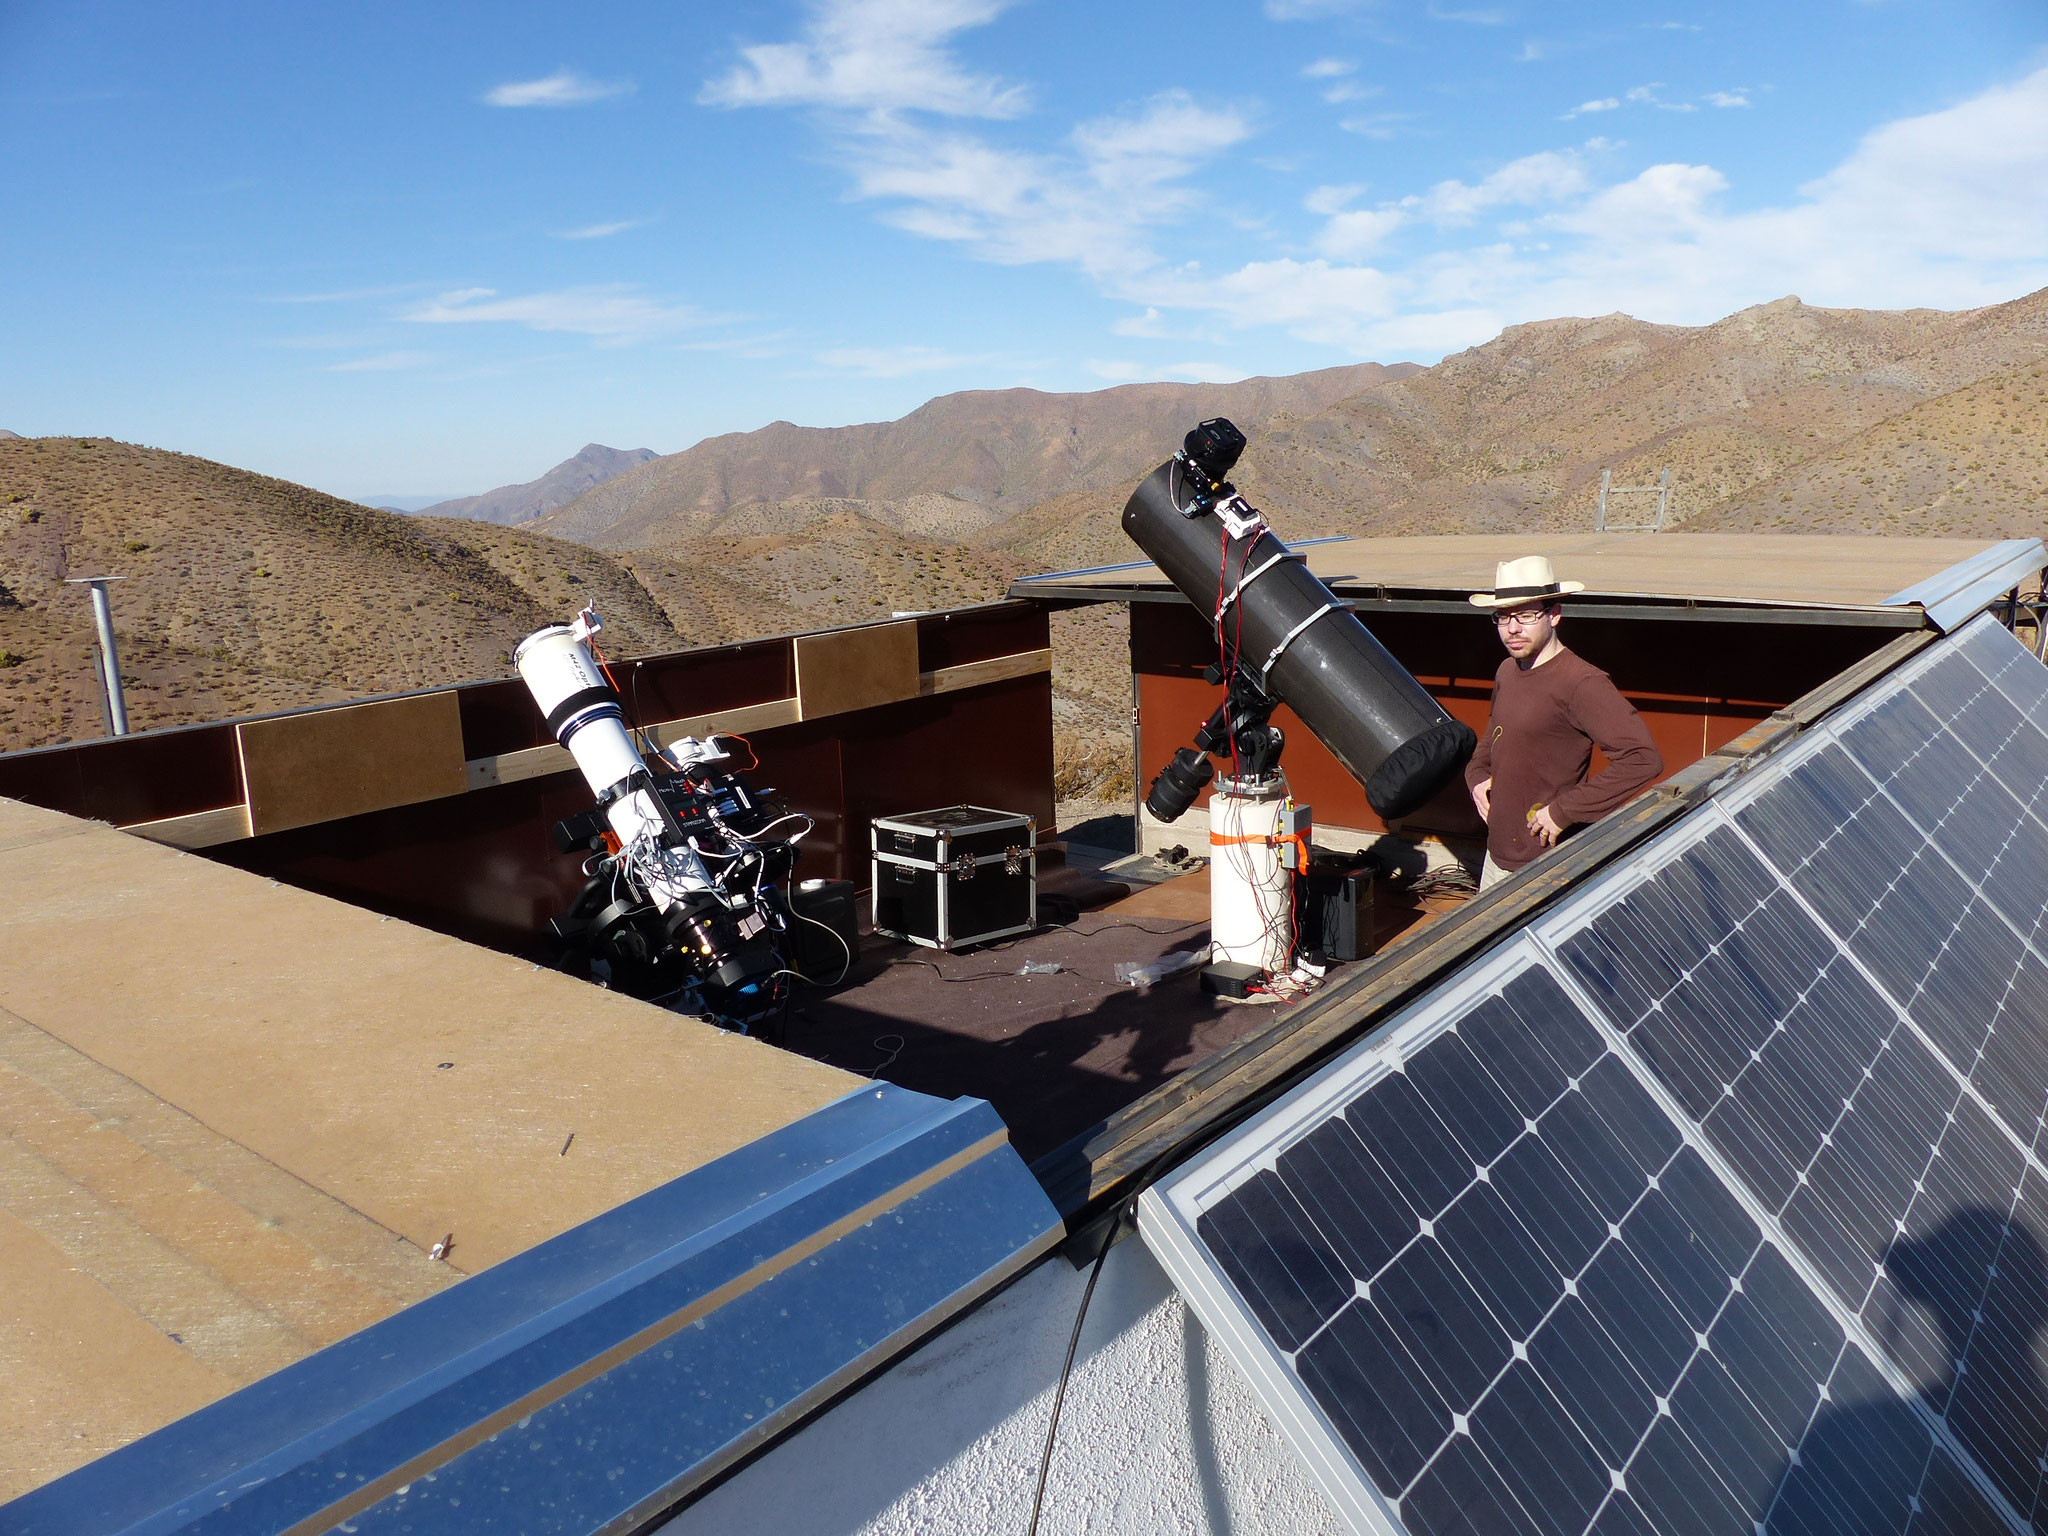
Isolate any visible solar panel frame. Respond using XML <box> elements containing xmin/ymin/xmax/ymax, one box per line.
<box><xmin>1143</xmin><ymin>615</ymin><xmax>2048</xmax><ymax>1536</ymax></box>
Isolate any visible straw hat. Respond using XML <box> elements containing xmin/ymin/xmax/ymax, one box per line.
<box><xmin>1468</xmin><ymin>555</ymin><xmax>1586</xmax><ymax>610</ymax></box>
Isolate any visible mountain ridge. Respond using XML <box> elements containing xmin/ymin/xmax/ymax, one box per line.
<box><xmin>417</xmin><ymin>443</ymin><xmax>657</xmax><ymax>526</ymax></box>
<box><xmin>530</xmin><ymin>363</ymin><xmax>1419</xmax><ymax>548</ymax></box>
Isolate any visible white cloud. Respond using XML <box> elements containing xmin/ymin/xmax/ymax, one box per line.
<box><xmin>1625</xmin><ymin>82</ymin><xmax>1696</xmax><ymax>112</ymax></box>
<box><xmin>1323</xmin><ymin>82</ymin><xmax>1381</xmax><ymax>104</ymax></box>
<box><xmin>327</xmin><ymin>351</ymin><xmax>434</xmax><ymax>372</ymax></box>
<box><xmin>1301</xmin><ymin>57</ymin><xmax>1355</xmax><ymax>79</ymax></box>
<box><xmin>1304</xmin><ymin>184</ymin><xmax>1365</xmax><ymax>216</ymax></box>
<box><xmin>1413</xmin><ymin>150</ymin><xmax>1589</xmax><ymax>224</ymax></box>
<box><xmin>1561</xmin><ymin>97</ymin><xmax>1619</xmax><ymax>120</ymax></box>
<box><xmin>483</xmin><ymin>71</ymin><xmax>633</xmax><ymax>108</ymax></box>
<box><xmin>1264</xmin><ymin>0</ymin><xmax>1370</xmax><ymax>17</ymax></box>
<box><xmin>1318</xmin><ymin>207</ymin><xmax>1407</xmax><ymax>259</ymax></box>
<box><xmin>837</xmin><ymin>90</ymin><xmax>1249</xmax><ymax>282</ymax></box>
<box><xmin>701</xmin><ymin>0</ymin><xmax>1027</xmax><ymax>118</ymax></box>
<box><xmin>402</xmin><ymin>286</ymin><xmax>709</xmax><ymax>344</ymax></box>
<box><xmin>713</xmin><ymin>13</ymin><xmax>2048</xmax><ymax>367</ymax></box>
<box><xmin>1341</xmin><ymin>111</ymin><xmax>1415</xmax><ymax>139</ymax></box>
<box><xmin>1706</xmin><ymin>89</ymin><xmax>1751</xmax><ymax>108</ymax></box>
<box><xmin>816</xmin><ymin>344</ymin><xmax>983</xmax><ymax>376</ymax></box>
<box><xmin>1165</xmin><ymin>68</ymin><xmax>2048</xmax><ymax>355</ymax></box>
<box><xmin>551</xmin><ymin>218</ymin><xmax>650</xmax><ymax>240</ymax></box>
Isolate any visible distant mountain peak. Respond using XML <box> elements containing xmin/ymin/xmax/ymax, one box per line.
<box><xmin>417</xmin><ymin>444</ymin><xmax>658</xmax><ymax>526</ymax></box>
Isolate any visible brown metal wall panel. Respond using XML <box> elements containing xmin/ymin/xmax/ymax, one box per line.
<box><xmin>454</xmin><ymin>677</ymin><xmax>560</xmax><ymax>760</ymax></box>
<box><xmin>0</xmin><ymin>720</ymin><xmax>244</xmax><ymax>826</ymax></box>
<box><xmin>914</xmin><ymin>602</ymin><xmax>1050</xmax><ymax>673</ymax></box>
<box><xmin>608</xmin><ymin>640</ymin><xmax>796</xmax><ymax>737</ymax></box>
<box><xmin>841</xmin><ymin>675</ymin><xmax>1057</xmax><ymax>857</ymax></box>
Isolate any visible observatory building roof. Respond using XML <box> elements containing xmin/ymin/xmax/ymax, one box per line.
<box><xmin>1016</xmin><ymin>531</ymin><xmax>2045</xmax><ymax>630</ymax></box>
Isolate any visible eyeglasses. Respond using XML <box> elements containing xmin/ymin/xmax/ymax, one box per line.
<box><xmin>1494</xmin><ymin>608</ymin><xmax>1552</xmax><ymax>631</ymax></box>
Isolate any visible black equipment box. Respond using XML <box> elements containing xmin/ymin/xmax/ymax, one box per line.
<box><xmin>872</xmin><ymin>806</ymin><xmax>1037</xmax><ymax>952</ymax></box>
<box><xmin>789</xmin><ymin>878</ymin><xmax>860</xmax><ymax>983</ymax></box>
<box><xmin>1301</xmin><ymin>860</ymin><xmax>1376</xmax><ymax>964</ymax></box>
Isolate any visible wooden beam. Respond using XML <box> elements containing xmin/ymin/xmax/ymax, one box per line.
<box><xmin>123</xmin><ymin>804</ymin><xmax>254</xmax><ymax>851</ymax></box>
<box><xmin>921</xmin><ymin>648</ymin><xmax>1052</xmax><ymax>697</ymax></box>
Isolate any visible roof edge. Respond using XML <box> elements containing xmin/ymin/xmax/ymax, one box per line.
<box><xmin>1883</xmin><ymin>537</ymin><xmax>2045</xmax><ymax>632</ymax></box>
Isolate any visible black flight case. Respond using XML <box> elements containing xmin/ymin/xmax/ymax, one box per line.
<box><xmin>871</xmin><ymin>805</ymin><xmax>1037</xmax><ymax>951</ymax></box>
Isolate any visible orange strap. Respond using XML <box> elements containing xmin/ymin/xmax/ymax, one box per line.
<box><xmin>1210</xmin><ymin>829</ymin><xmax>1311</xmax><ymax>866</ymax></box>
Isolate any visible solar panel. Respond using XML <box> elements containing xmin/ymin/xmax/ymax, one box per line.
<box><xmin>1142</xmin><ymin>615</ymin><xmax>2048</xmax><ymax>1535</ymax></box>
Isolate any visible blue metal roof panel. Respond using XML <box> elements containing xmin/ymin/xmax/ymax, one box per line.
<box><xmin>7</xmin><ymin>1083</ymin><xmax>1060</xmax><ymax>1536</ymax></box>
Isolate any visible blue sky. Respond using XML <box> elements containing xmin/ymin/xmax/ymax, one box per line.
<box><xmin>3</xmin><ymin>1</ymin><xmax>2046</xmax><ymax>503</ymax></box>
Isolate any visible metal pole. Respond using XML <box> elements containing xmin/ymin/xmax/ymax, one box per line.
<box><xmin>1596</xmin><ymin>469</ymin><xmax>1610</xmax><ymax>532</ymax></box>
<box><xmin>1655</xmin><ymin>468</ymin><xmax>1671</xmax><ymax>531</ymax></box>
<box><xmin>66</xmin><ymin>576</ymin><xmax>128</xmax><ymax>736</ymax></box>
<box><xmin>1129</xmin><ymin>619</ymin><xmax>1144</xmax><ymax>860</ymax></box>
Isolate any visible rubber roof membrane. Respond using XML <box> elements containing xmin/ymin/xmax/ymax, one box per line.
<box><xmin>1141</xmin><ymin>613</ymin><xmax>2048</xmax><ymax>1536</ymax></box>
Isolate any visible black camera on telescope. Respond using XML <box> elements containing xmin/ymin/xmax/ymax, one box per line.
<box><xmin>1180</xmin><ymin>417</ymin><xmax>1246</xmax><ymax>487</ymax></box>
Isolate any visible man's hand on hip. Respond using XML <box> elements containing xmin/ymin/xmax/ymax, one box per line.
<box><xmin>1471</xmin><ymin>777</ymin><xmax>1492</xmax><ymax>820</ymax></box>
<box><xmin>1529</xmin><ymin>804</ymin><xmax>1563</xmax><ymax>847</ymax></box>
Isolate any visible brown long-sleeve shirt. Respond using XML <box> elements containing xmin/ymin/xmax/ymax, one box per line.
<box><xmin>1464</xmin><ymin>646</ymin><xmax>1663</xmax><ymax>870</ymax></box>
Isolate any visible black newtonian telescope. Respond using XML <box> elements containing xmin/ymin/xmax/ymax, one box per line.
<box><xmin>1126</xmin><ymin>417</ymin><xmax>1475</xmax><ymax>823</ymax></box>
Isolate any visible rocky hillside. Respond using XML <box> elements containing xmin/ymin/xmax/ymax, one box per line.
<box><xmin>958</xmin><ymin>289</ymin><xmax>2048</xmax><ymax>579</ymax></box>
<box><xmin>0</xmin><ymin>438</ymin><xmax>691</xmax><ymax>751</ymax></box>
<box><xmin>528</xmin><ymin>363</ymin><xmax>1418</xmax><ymax>548</ymax></box>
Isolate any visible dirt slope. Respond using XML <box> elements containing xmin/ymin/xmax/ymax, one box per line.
<box><xmin>0</xmin><ymin>438</ymin><xmax>687</xmax><ymax>751</ymax></box>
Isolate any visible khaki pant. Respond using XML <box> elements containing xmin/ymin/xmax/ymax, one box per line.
<box><xmin>1480</xmin><ymin>853</ymin><xmax>1517</xmax><ymax>891</ymax></box>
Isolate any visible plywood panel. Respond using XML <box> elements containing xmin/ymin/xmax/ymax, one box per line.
<box><xmin>0</xmin><ymin>806</ymin><xmax>863</xmax><ymax>1497</ymax></box>
<box><xmin>1048</xmin><ymin>531</ymin><xmax>2011</xmax><ymax>610</ymax></box>
<box><xmin>793</xmin><ymin>621</ymin><xmax>919</xmax><ymax>721</ymax></box>
<box><xmin>237</xmin><ymin>691</ymin><xmax>467</xmax><ymax>836</ymax></box>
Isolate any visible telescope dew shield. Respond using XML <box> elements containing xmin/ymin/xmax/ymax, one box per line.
<box><xmin>514</xmin><ymin>625</ymin><xmax>665</xmax><ymax>851</ymax></box>
<box><xmin>1122</xmin><ymin>460</ymin><xmax>1475</xmax><ymax>820</ymax></box>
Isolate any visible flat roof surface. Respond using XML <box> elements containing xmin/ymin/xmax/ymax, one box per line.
<box><xmin>0</xmin><ymin>797</ymin><xmax>860</xmax><ymax>1500</ymax></box>
<box><xmin>1015</xmin><ymin>531</ymin><xmax>2034</xmax><ymax>613</ymax></box>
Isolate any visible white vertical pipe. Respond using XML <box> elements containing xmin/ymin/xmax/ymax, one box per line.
<box><xmin>86</xmin><ymin>581</ymin><xmax>128</xmax><ymax>736</ymax></box>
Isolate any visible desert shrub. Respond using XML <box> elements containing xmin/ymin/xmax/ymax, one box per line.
<box><xmin>1053</xmin><ymin>725</ymin><xmax>1133</xmax><ymax>802</ymax></box>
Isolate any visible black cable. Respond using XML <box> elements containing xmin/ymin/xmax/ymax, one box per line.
<box><xmin>1048</xmin><ymin>916</ymin><xmax>1208</xmax><ymax>937</ymax></box>
<box><xmin>1022</xmin><ymin>1118</ymin><xmax>1201</xmax><ymax>1535</ymax></box>
<box><xmin>1025</xmin><ymin>1209</ymin><xmax>1120</xmax><ymax>1536</ymax></box>
<box><xmin>885</xmin><ymin>958</ymin><xmax>1023</xmax><ymax>984</ymax></box>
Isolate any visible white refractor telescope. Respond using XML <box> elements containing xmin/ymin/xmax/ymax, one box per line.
<box><xmin>514</xmin><ymin>610</ymin><xmax>802</xmax><ymax>1026</ymax></box>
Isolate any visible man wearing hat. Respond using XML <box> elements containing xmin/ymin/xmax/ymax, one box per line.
<box><xmin>1465</xmin><ymin>556</ymin><xmax>1663</xmax><ymax>888</ymax></box>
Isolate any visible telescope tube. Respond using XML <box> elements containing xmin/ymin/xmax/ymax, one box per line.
<box><xmin>1122</xmin><ymin>461</ymin><xmax>1475</xmax><ymax>820</ymax></box>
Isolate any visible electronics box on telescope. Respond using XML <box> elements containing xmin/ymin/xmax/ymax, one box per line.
<box><xmin>871</xmin><ymin>806</ymin><xmax>1037</xmax><ymax>952</ymax></box>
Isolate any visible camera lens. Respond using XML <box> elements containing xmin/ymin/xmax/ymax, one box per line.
<box><xmin>1146</xmin><ymin>747</ymin><xmax>1215</xmax><ymax>824</ymax></box>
